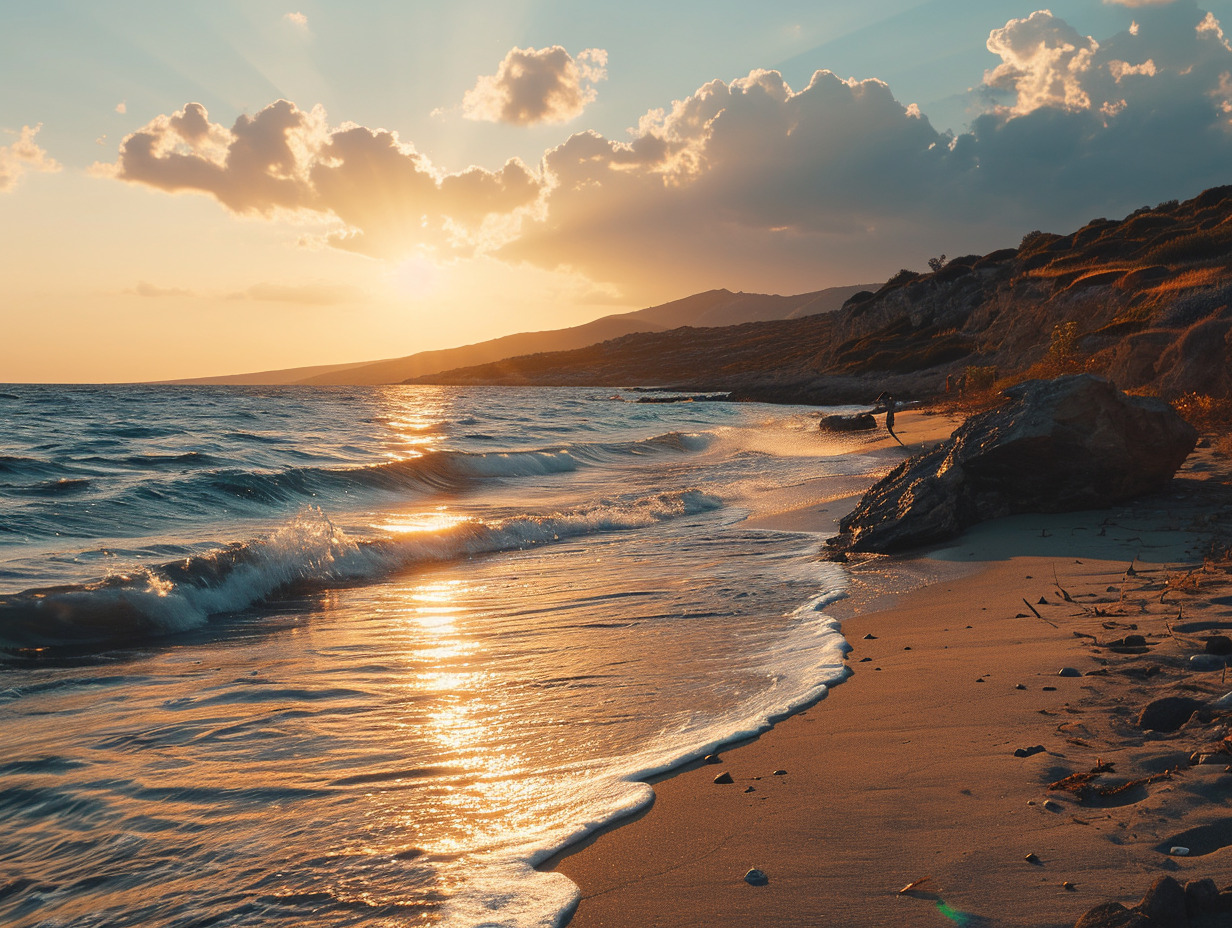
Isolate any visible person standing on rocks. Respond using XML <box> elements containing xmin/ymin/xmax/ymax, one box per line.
<box><xmin>876</xmin><ymin>392</ymin><xmax>904</xmax><ymax>446</ymax></box>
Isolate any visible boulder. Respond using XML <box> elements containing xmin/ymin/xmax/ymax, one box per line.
<box><xmin>1072</xmin><ymin>902</ymin><xmax>1142</xmax><ymax>928</ymax></box>
<box><xmin>827</xmin><ymin>375</ymin><xmax>1197</xmax><ymax>554</ymax></box>
<box><xmin>819</xmin><ymin>412</ymin><xmax>877</xmax><ymax>432</ymax></box>
<box><xmin>1138</xmin><ymin>696</ymin><xmax>1202</xmax><ymax>732</ymax></box>
<box><xmin>1140</xmin><ymin>876</ymin><xmax>1187</xmax><ymax>927</ymax></box>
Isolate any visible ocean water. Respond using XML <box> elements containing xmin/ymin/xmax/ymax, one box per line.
<box><xmin>0</xmin><ymin>384</ymin><xmax>890</xmax><ymax>927</ymax></box>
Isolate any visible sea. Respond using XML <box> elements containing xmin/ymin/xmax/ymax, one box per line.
<box><xmin>0</xmin><ymin>384</ymin><xmax>897</xmax><ymax>928</ymax></box>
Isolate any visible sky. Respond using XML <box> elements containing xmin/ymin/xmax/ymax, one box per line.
<box><xmin>3</xmin><ymin>0</ymin><xmax>1232</xmax><ymax>382</ymax></box>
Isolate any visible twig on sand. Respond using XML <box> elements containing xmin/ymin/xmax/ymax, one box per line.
<box><xmin>1022</xmin><ymin>597</ymin><xmax>1059</xmax><ymax>628</ymax></box>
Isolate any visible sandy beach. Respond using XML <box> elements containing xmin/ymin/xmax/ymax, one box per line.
<box><xmin>551</xmin><ymin>411</ymin><xmax>1232</xmax><ymax>927</ymax></box>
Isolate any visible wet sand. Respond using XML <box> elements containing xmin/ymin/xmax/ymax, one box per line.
<box><xmin>551</xmin><ymin>413</ymin><xmax>1232</xmax><ymax>927</ymax></box>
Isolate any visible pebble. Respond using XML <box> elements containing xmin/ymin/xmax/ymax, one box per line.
<box><xmin>1189</xmin><ymin>654</ymin><xmax>1226</xmax><ymax>672</ymax></box>
<box><xmin>1062</xmin><ymin>881</ymin><xmax>1076</xmax><ymax>891</ymax></box>
<box><xmin>1015</xmin><ymin>684</ymin><xmax>1027</xmax><ymax>690</ymax></box>
<box><xmin>1169</xmin><ymin>846</ymin><xmax>1190</xmax><ymax>856</ymax></box>
<box><xmin>743</xmin><ymin>786</ymin><xmax>756</xmax><ymax>793</ymax></box>
<box><xmin>862</xmin><ymin>633</ymin><xmax>878</xmax><ymax>640</ymax></box>
<box><xmin>1042</xmin><ymin>686</ymin><xmax>1057</xmax><ymax>692</ymax></box>
<box><xmin>1014</xmin><ymin>745</ymin><xmax>1046</xmax><ymax>758</ymax></box>
<box><xmin>713</xmin><ymin>772</ymin><xmax>734</xmax><ymax>784</ymax></box>
<box><xmin>1058</xmin><ymin>667</ymin><xmax>1081</xmax><ymax>678</ymax></box>
<box><xmin>703</xmin><ymin>754</ymin><xmax>722</xmax><ymax>764</ymax></box>
<box><xmin>858</xmin><ymin>657</ymin><xmax>872</xmax><ymax>663</ymax></box>
<box><xmin>772</xmin><ymin>769</ymin><xmax>787</xmax><ymax>776</ymax></box>
<box><xmin>744</xmin><ymin>868</ymin><xmax>769</xmax><ymax>886</ymax></box>
<box><xmin>1024</xmin><ymin>853</ymin><xmax>1040</xmax><ymax>864</ymax></box>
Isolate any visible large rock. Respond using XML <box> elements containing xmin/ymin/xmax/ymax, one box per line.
<box><xmin>828</xmin><ymin>375</ymin><xmax>1197</xmax><ymax>554</ymax></box>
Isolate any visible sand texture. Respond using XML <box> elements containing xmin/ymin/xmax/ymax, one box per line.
<box><xmin>551</xmin><ymin>416</ymin><xmax>1232</xmax><ymax>928</ymax></box>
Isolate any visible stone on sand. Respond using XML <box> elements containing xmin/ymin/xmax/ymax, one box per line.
<box><xmin>826</xmin><ymin>375</ymin><xmax>1197</xmax><ymax>554</ymax></box>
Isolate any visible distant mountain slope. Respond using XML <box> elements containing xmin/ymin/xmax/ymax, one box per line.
<box><xmin>407</xmin><ymin>186</ymin><xmax>1232</xmax><ymax>404</ymax></box>
<box><xmin>171</xmin><ymin>285</ymin><xmax>870</xmax><ymax>386</ymax></box>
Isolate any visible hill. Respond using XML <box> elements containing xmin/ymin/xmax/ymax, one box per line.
<box><xmin>406</xmin><ymin>186</ymin><xmax>1232</xmax><ymax>405</ymax></box>
<box><xmin>172</xmin><ymin>285</ymin><xmax>870</xmax><ymax>386</ymax></box>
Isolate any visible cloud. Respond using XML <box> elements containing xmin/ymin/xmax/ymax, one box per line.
<box><xmin>461</xmin><ymin>46</ymin><xmax>607</xmax><ymax>125</ymax></box>
<box><xmin>0</xmin><ymin>125</ymin><xmax>60</xmax><ymax>193</ymax></box>
<box><xmin>115</xmin><ymin>101</ymin><xmax>127</xmax><ymax>115</ymax></box>
<box><xmin>229</xmin><ymin>282</ymin><xmax>364</xmax><ymax>305</ymax></box>
<box><xmin>1105</xmin><ymin>0</ymin><xmax>1178</xmax><ymax>7</ymax></box>
<box><xmin>284</xmin><ymin>11</ymin><xmax>307</xmax><ymax>26</ymax></box>
<box><xmin>127</xmin><ymin>281</ymin><xmax>194</xmax><ymax>298</ymax></box>
<box><xmin>104</xmin><ymin>100</ymin><xmax>544</xmax><ymax>258</ymax></box>
<box><xmin>105</xmin><ymin>4</ymin><xmax>1232</xmax><ymax>299</ymax></box>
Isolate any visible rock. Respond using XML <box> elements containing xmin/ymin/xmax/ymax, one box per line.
<box><xmin>1014</xmin><ymin>745</ymin><xmax>1046</xmax><ymax>758</ymax></box>
<box><xmin>819</xmin><ymin>413</ymin><xmax>877</xmax><ymax>432</ymax></box>
<box><xmin>1059</xmin><ymin>667</ymin><xmax>1082</xmax><ymax>678</ymax></box>
<box><xmin>703</xmin><ymin>754</ymin><xmax>722</xmax><ymax>764</ymax></box>
<box><xmin>772</xmin><ymin>769</ymin><xmax>787</xmax><ymax>776</ymax></box>
<box><xmin>1189</xmin><ymin>654</ymin><xmax>1226</xmax><ymax>672</ymax></box>
<box><xmin>1072</xmin><ymin>902</ymin><xmax>1144</xmax><ymax>928</ymax></box>
<box><xmin>744</xmin><ymin>868</ymin><xmax>768</xmax><ymax>885</ymax></box>
<box><xmin>713</xmin><ymin>771</ymin><xmax>734</xmax><ymax>784</ymax></box>
<box><xmin>1015</xmin><ymin>683</ymin><xmax>1026</xmax><ymax>690</ymax></box>
<box><xmin>1204</xmin><ymin>635</ymin><xmax>1232</xmax><ymax>655</ymax></box>
<box><xmin>862</xmin><ymin>633</ymin><xmax>878</xmax><ymax>640</ymax></box>
<box><xmin>858</xmin><ymin>657</ymin><xmax>872</xmax><ymax>662</ymax></box>
<box><xmin>1168</xmin><ymin>846</ymin><xmax>1190</xmax><ymax>856</ymax></box>
<box><xmin>1140</xmin><ymin>875</ymin><xmax>1187</xmax><ymax>927</ymax></box>
<box><xmin>1024</xmin><ymin>852</ymin><xmax>1040</xmax><ymax>863</ymax></box>
<box><xmin>1138</xmin><ymin>696</ymin><xmax>1202</xmax><ymax>732</ymax></box>
<box><xmin>826</xmin><ymin>375</ymin><xmax>1197</xmax><ymax>554</ymax></box>
<box><xmin>1184</xmin><ymin>878</ymin><xmax>1219</xmax><ymax>917</ymax></box>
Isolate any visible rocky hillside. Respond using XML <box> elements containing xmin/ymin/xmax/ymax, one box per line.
<box><xmin>409</xmin><ymin>186</ymin><xmax>1232</xmax><ymax>405</ymax></box>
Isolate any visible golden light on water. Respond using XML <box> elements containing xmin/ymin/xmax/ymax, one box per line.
<box><xmin>379</xmin><ymin>508</ymin><xmax>471</xmax><ymax>536</ymax></box>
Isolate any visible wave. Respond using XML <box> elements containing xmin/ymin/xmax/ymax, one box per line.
<box><xmin>0</xmin><ymin>490</ymin><xmax>724</xmax><ymax>652</ymax></box>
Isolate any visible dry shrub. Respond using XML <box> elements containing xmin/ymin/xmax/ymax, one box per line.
<box><xmin>1173</xmin><ymin>393</ymin><xmax>1232</xmax><ymax>436</ymax></box>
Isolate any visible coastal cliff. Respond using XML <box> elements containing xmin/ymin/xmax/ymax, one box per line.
<box><xmin>409</xmin><ymin>185</ymin><xmax>1232</xmax><ymax>406</ymax></box>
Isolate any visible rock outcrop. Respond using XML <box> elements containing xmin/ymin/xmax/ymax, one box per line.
<box><xmin>827</xmin><ymin>375</ymin><xmax>1197</xmax><ymax>554</ymax></box>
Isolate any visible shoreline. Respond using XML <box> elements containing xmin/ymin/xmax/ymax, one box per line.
<box><xmin>550</xmin><ymin>414</ymin><xmax>1232</xmax><ymax>927</ymax></box>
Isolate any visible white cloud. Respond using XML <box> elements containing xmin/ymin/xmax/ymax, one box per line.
<box><xmin>115</xmin><ymin>101</ymin><xmax>127</xmax><ymax>115</ymax></box>
<box><xmin>985</xmin><ymin>11</ymin><xmax>1099</xmax><ymax>113</ymax></box>
<box><xmin>0</xmin><ymin>124</ymin><xmax>60</xmax><ymax>193</ymax></box>
<box><xmin>104</xmin><ymin>100</ymin><xmax>544</xmax><ymax>259</ymax></box>
<box><xmin>285</xmin><ymin>11</ymin><xmax>307</xmax><ymax>27</ymax></box>
<box><xmin>462</xmin><ymin>46</ymin><xmax>607</xmax><ymax>125</ymax></box>
<box><xmin>104</xmin><ymin>4</ymin><xmax>1232</xmax><ymax>299</ymax></box>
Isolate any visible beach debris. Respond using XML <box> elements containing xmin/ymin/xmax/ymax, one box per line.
<box><xmin>858</xmin><ymin>657</ymin><xmax>872</xmax><ymax>662</ymax></box>
<box><xmin>1024</xmin><ymin>852</ymin><xmax>1041</xmax><ymax>864</ymax></box>
<box><xmin>1014</xmin><ymin>745</ymin><xmax>1046</xmax><ymax>758</ymax></box>
<box><xmin>744</xmin><ymin>868</ymin><xmax>769</xmax><ymax>886</ymax></box>
<box><xmin>1058</xmin><ymin>667</ymin><xmax>1082</xmax><ymax>677</ymax></box>
<box><xmin>862</xmin><ymin>633</ymin><xmax>878</xmax><ymax>640</ymax></box>
<box><xmin>1063</xmin><ymin>881</ymin><xmax>1076</xmax><ymax>891</ymax></box>
<box><xmin>743</xmin><ymin>786</ymin><xmax>756</xmax><ymax>793</ymax></box>
<box><xmin>1169</xmin><ymin>846</ymin><xmax>1191</xmax><ymax>856</ymax></box>
<box><xmin>1015</xmin><ymin>683</ymin><xmax>1027</xmax><ymax>690</ymax></box>
<box><xmin>898</xmin><ymin>876</ymin><xmax>932</xmax><ymax>894</ymax></box>
<box><xmin>703</xmin><ymin>754</ymin><xmax>722</xmax><ymax>764</ymax></box>
<box><xmin>772</xmin><ymin>769</ymin><xmax>787</xmax><ymax>776</ymax></box>
<box><xmin>1038</xmin><ymin>597</ymin><xmax>1050</xmax><ymax>605</ymax></box>
<box><xmin>1043</xmin><ymin>686</ymin><xmax>1058</xmax><ymax>691</ymax></box>
<box><xmin>713</xmin><ymin>771</ymin><xmax>734</xmax><ymax>784</ymax></box>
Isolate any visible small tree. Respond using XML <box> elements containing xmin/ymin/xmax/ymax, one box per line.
<box><xmin>927</xmin><ymin>254</ymin><xmax>947</xmax><ymax>273</ymax></box>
